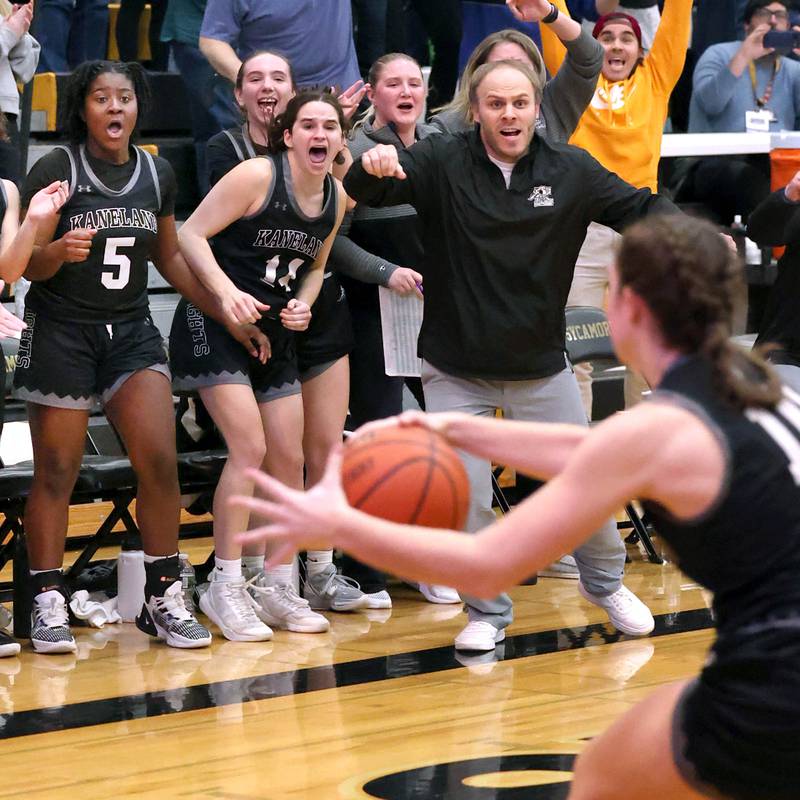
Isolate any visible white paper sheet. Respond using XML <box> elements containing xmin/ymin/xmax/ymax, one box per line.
<box><xmin>378</xmin><ymin>286</ymin><xmax>423</xmax><ymax>377</ymax></box>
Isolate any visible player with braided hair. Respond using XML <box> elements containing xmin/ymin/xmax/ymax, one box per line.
<box><xmin>234</xmin><ymin>213</ymin><xmax>800</xmax><ymax>800</ymax></box>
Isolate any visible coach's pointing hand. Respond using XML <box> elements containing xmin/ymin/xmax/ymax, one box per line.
<box><xmin>361</xmin><ymin>144</ymin><xmax>407</xmax><ymax>180</ymax></box>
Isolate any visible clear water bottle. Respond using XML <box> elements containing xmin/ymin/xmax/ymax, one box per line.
<box><xmin>178</xmin><ymin>553</ymin><xmax>196</xmax><ymax>614</ymax></box>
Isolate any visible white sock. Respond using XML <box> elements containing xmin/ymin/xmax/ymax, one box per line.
<box><xmin>29</xmin><ymin>568</ymin><xmax>62</xmax><ymax>575</ymax></box>
<box><xmin>264</xmin><ymin>563</ymin><xmax>293</xmax><ymax>587</ymax></box>
<box><xmin>241</xmin><ymin>555</ymin><xmax>264</xmax><ymax>574</ymax></box>
<box><xmin>143</xmin><ymin>552</ymin><xmax>177</xmax><ymax>564</ymax></box>
<box><xmin>214</xmin><ymin>556</ymin><xmax>242</xmax><ymax>582</ymax></box>
<box><xmin>306</xmin><ymin>550</ymin><xmax>333</xmax><ymax>577</ymax></box>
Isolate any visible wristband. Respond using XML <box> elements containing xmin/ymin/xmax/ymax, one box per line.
<box><xmin>542</xmin><ymin>3</ymin><xmax>559</xmax><ymax>23</ymax></box>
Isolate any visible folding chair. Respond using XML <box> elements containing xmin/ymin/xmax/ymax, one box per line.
<box><xmin>565</xmin><ymin>306</ymin><xmax>663</xmax><ymax>565</ymax></box>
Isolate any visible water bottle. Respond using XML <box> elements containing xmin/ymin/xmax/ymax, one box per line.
<box><xmin>178</xmin><ymin>553</ymin><xmax>196</xmax><ymax>614</ymax></box>
<box><xmin>117</xmin><ymin>550</ymin><xmax>145</xmax><ymax>622</ymax></box>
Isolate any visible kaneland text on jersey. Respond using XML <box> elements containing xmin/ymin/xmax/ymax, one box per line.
<box><xmin>66</xmin><ymin>207</ymin><xmax>158</xmax><ymax>234</ymax></box>
<box><xmin>253</xmin><ymin>227</ymin><xmax>324</xmax><ymax>259</ymax></box>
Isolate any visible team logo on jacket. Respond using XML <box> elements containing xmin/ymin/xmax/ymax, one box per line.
<box><xmin>528</xmin><ymin>185</ymin><xmax>554</xmax><ymax>207</ymax></box>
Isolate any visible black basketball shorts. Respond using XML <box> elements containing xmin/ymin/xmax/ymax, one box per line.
<box><xmin>12</xmin><ymin>310</ymin><xmax>169</xmax><ymax>410</ymax></box>
<box><xmin>297</xmin><ymin>274</ymin><xmax>353</xmax><ymax>381</ymax></box>
<box><xmin>169</xmin><ymin>300</ymin><xmax>300</xmax><ymax>403</ymax></box>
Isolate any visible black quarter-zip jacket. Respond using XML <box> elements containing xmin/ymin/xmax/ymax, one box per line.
<box><xmin>343</xmin><ymin>129</ymin><xmax>678</xmax><ymax>381</ymax></box>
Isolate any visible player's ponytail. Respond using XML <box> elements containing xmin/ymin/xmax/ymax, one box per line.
<box><xmin>616</xmin><ymin>215</ymin><xmax>783</xmax><ymax>411</ymax></box>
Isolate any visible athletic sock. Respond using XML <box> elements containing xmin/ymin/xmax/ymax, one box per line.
<box><xmin>306</xmin><ymin>550</ymin><xmax>333</xmax><ymax>577</ymax></box>
<box><xmin>264</xmin><ymin>563</ymin><xmax>293</xmax><ymax>587</ymax></box>
<box><xmin>214</xmin><ymin>556</ymin><xmax>243</xmax><ymax>582</ymax></box>
<box><xmin>241</xmin><ymin>555</ymin><xmax>264</xmax><ymax>574</ymax></box>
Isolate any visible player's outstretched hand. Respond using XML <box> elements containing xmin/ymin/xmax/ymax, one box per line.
<box><xmin>232</xmin><ymin>444</ymin><xmax>350</xmax><ymax>565</ymax></box>
<box><xmin>220</xmin><ymin>286</ymin><xmax>268</xmax><ymax>325</ymax></box>
<box><xmin>227</xmin><ymin>322</ymin><xmax>271</xmax><ymax>364</ymax></box>
<box><xmin>353</xmin><ymin>410</ymin><xmax>467</xmax><ymax>443</ymax></box>
<box><xmin>387</xmin><ymin>267</ymin><xmax>423</xmax><ymax>297</ymax></box>
<box><xmin>337</xmin><ymin>79</ymin><xmax>368</xmax><ymax>120</ymax></box>
<box><xmin>280</xmin><ymin>298</ymin><xmax>311</xmax><ymax>330</ymax></box>
<box><xmin>0</xmin><ymin>282</ymin><xmax>25</xmax><ymax>338</ymax></box>
<box><xmin>506</xmin><ymin>0</ymin><xmax>553</xmax><ymax>23</ymax></box>
<box><xmin>361</xmin><ymin>144</ymin><xmax>406</xmax><ymax>179</ymax></box>
<box><xmin>58</xmin><ymin>227</ymin><xmax>97</xmax><ymax>263</ymax></box>
<box><xmin>26</xmin><ymin>181</ymin><xmax>69</xmax><ymax>223</ymax></box>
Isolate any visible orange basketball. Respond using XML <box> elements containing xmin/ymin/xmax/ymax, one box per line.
<box><xmin>341</xmin><ymin>424</ymin><xmax>470</xmax><ymax>530</ymax></box>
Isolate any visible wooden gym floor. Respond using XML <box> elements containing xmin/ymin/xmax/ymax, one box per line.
<box><xmin>0</xmin><ymin>503</ymin><xmax>713</xmax><ymax>800</ymax></box>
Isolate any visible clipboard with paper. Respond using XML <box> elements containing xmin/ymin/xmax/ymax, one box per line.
<box><xmin>378</xmin><ymin>286</ymin><xmax>423</xmax><ymax>377</ymax></box>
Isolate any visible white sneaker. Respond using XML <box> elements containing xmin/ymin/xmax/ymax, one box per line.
<box><xmin>412</xmin><ymin>582</ymin><xmax>461</xmax><ymax>604</ymax></box>
<box><xmin>247</xmin><ymin>576</ymin><xmax>329</xmax><ymax>633</ymax></box>
<box><xmin>454</xmin><ymin>620</ymin><xmax>505</xmax><ymax>652</ymax></box>
<box><xmin>199</xmin><ymin>574</ymin><xmax>273</xmax><ymax>642</ymax></box>
<box><xmin>578</xmin><ymin>582</ymin><xmax>655</xmax><ymax>636</ymax></box>
<box><xmin>363</xmin><ymin>589</ymin><xmax>392</xmax><ymax>609</ymax></box>
<box><xmin>30</xmin><ymin>590</ymin><xmax>77</xmax><ymax>654</ymax></box>
<box><xmin>539</xmin><ymin>554</ymin><xmax>580</xmax><ymax>579</ymax></box>
<box><xmin>137</xmin><ymin>581</ymin><xmax>213</xmax><ymax>649</ymax></box>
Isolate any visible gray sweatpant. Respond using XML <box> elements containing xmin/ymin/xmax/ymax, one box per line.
<box><xmin>421</xmin><ymin>360</ymin><xmax>627</xmax><ymax>630</ymax></box>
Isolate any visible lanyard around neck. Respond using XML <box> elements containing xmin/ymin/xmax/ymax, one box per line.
<box><xmin>749</xmin><ymin>58</ymin><xmax>780</xmax><ymax>109</ymax></box>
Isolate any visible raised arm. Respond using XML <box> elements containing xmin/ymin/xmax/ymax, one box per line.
<box><xmin>0</xmin><ymin>180</ymin><xmax>68</xmax><ymax>284</ymax></box>
<box><xmin>647</xmin><ymin>0</ymin><xmax>693</xmax><ymax>94</ymax></box>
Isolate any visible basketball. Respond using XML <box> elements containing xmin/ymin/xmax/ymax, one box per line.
<box><xmin>341</xmin><ymin>424</ymin><xmax>470</xmax><ymax>529</ymax></box>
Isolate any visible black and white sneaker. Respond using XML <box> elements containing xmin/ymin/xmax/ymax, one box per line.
<box><xmin>31</xmin><ymin>590</ymin><xmax>76</xmax><ymax>654</ymax></box>
<box><xmin>136</xmin><ymin>581</ymin><xmax>212</xmax><ymax>649</ymax></box>
<box><xmin>0</xmin><ymin>629</ymin><xmax>20</xmax><ymax>658</ymax></box>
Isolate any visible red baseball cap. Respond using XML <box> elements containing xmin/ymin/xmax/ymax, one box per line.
<box><xmin>592</xmin><ymin>12</ymin><xmax>643</xmax><ymax>48</ymax></box>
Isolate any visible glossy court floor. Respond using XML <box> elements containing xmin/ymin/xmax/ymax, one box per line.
<box><xmin>0</xmin><ymin>504</ymin><xmax>714</xmax><ymax>800</ymax></box>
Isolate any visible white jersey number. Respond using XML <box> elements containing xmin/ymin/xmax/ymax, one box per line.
<box><xmin>101</xmin><ymin>237</ymin><xmax>135</xmax><ymax>290</ymax></box>
<box><xmin>746</xmin><ymin>394</ymin><xmax>800</xmax><ymax>485</ymax></box>
<box><xmin>261</xmin><ymin>255</ymin><xmax>304</xmax><ymax>292</ymax></box>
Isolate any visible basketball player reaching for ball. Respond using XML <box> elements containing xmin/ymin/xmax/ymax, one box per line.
<box><xmin>14</xmin><ymin>61</ymin><xmax>266</xmax><ymax>654</ymax></box>
<box><xmin>170</xmin><ymin>91</ymin><xmax>348</xmax><ymax>641</ymax></box>
<box><xmin>202</xmin><ymin>52</ymin><xmax>369</xmax><ymax>631</ymax></box>
<box><xmin>234</xmin><ymin>214</ymin><xmax>800</xmax><ymax>800</ymax></box>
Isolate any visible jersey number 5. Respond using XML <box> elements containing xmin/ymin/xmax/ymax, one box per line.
<box><xmin>101</xmin><ymin>237</ymin><xmax>135</xmax><ymax>290</ymax></box>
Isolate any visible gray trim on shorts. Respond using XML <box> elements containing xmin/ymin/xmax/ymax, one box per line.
<box><xmin>172</xmin><ymin>369</ymin><xmax>251</xmax><ymax>394</ymax></box>
<box><xmin>253</xmin><ymin>379</ymin><xmax>301</xmax><ymax>404</ymax></box>
<box><xmin>101</xmin><ymin>362</ymin><xmax>171</xmax><ymax>405</ymax></box>
<box><xmin>12</xmin><ymin>385</ymin><xmax>94</xmax><ymax>410</ymax></box>
<box><xmin>299</xmin><ymin>359</ymin><xmax>337</xmax><ymax>384</ymax></box>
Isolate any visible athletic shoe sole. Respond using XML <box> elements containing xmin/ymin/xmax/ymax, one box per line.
<box><xmin>306</xmin><ymin>594</ymin><xmax>371</xmax><ymax>612</ymax></box>
<box><xmin>251</xmin><ymin>603</ymin><xmax>330</xmax><ymax>633</ymax></box>
<box><xmin>363</xmin><ymin>592</ymin><xmax>392</xmax><ymax>610</ymax></box>
<box><xmin>454</xmin><ymin>627</ymin><xmax>506</xmax><ymax>652</ymax></box>
<box><xmin>30</xmin><ymin>637</ymin><xmax>77</xmax><ymax>655</ymax></box>
<box><xmin>197</xmin><ymin>593</ymin><xmax>272</xmax><ymax>642</ymax></box>
<box><xmin>578</xmin><ymin>583</ymin><xmax>655</xmax><ymax>636</ymax></box>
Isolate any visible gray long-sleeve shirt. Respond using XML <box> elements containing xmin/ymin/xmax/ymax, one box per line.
<box><xmin>428</xmin><ymin>29</ymin><xmax>603</xmax><ymax>143</ymax></box>
<box><xmin>0</xmin><ymin>27</ymin><xmax>39</xmax><ymax>116</ymax></box>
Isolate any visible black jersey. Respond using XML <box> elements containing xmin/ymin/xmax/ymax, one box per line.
<box><xmin>25</xmin><ymin>145</ymin><xmax>169</xmax><ymax>324</ymax></box>
<box><xmin>211</xmin><ymin>151</ymin><xmax>338</xmax><ymax>312</ymax></box>
<box><xmin>643</xmin><ymin>355</ymin><xmax>800</xmax><ymax>634</ymax></box>
<box><xmin>207</xmin><ymin>126</ymin><xmax>267</xmax><ymax>187</ymax></box>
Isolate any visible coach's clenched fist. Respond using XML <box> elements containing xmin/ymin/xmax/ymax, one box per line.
<box><xmin>360</xmin><ymin>144</ymin><xmax>407</xmax><ymax>180</ymax></box>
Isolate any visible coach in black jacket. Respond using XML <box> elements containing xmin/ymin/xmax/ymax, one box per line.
<box><xmin>344</xmin><ymin>56</ymin><xmax>676</xmax><ymax>653</ymax></box>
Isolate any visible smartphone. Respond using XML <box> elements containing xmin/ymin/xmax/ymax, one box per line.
<box><xmin>763</xmin><ymin>30</ymin><xmax>800</xmax><ymax>52</ymax></box>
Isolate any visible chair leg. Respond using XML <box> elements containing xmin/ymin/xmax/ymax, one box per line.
<box><xmin>625</xmin><ymin>503</ymin><xmax>663</xmax><ymax>565</ymax></box>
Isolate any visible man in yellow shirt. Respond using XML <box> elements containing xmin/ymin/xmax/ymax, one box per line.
<box><xmin>530</xmin><ymin>0</ymin><xmax>692</xmax><ymax>415</ymax></box>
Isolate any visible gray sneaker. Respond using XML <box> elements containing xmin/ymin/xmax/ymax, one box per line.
<box><xmin>247</xmin><ymin>575</ymin><xmax>330</xmax><ymax>633</ymax></box>
<box><xmin>303</xmin><ymin>564</ymin><xmax>370</xmax><ymax>612</ymax></box>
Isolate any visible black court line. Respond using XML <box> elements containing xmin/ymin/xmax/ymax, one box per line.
<box><xmin>0</xmin><ymin>607</ymin><xmax>714</xmax><ymax>740</ymax></box>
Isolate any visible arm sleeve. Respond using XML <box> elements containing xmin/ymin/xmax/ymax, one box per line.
<box><xmin>8</xmin><ymin>33</ymin><xmax>40</xmax><ymax>84</ymax></box>
<box><xmin>747</xmin><ymin>189</ymin><xmax>800</xmax><ymax>246</ymax></box>
<box><xmin>199</xmin><ymin>0</ymin><xmax>243</xmax><ymax>43</ymax></box>
<box><xmin>330</xmin><ymin>213</ymin><xmax>400</xmax><ymax>286</ymax></box>
<box><xmin>647</xmin><ymin>0</ymin><xmax>693</xmax><ymax>95</ymax></box>
<box><xmin>540</xmin><ymin>28</ymin><xmax>603</xmax><ymax>140</ymax></box>
<box><xmin>691</xmin><ymin>44</ymin><xmax>742</xmax><ymax>117</ymax></box>
<box><xmin>583</xmin><ymin>150</ymin><xmax>680</xmax><ymax>230</ymax></box>
<box><xmin>540</xmin><ymin>0</ymin><xmax>572</xmax><ymax>78</ymax></box>
<box><xmin>155</xmin><ymin>157</ymin><xmax>178</xmax><ymax>217</ymax></box>
<box><xmin>206</xmin><ymin>132</ymin><xmax>241</xmax><ymax>187</ymax></box>
<box><xmin>343</xmin><ymin>135</ymin><xmax>440</xmax><ymax>211</ymax></box>
<box><xmin>21</xmin><ymin>150</ymin><xmax>71</xmax><ymax>209</ymax></box>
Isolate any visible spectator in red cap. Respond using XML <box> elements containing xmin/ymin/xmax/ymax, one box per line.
<box><xmin>531</xmin><ymin>0</ymin><xmax>692</xmax><ymax>417</ymax></box>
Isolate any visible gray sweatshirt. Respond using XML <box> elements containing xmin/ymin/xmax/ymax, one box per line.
<box><xmin>429</xmin><ymin>28</ymin><xmax>602</xmax><ymax>144</ymax></box>
<box><xmin>0</xmin><ymin>27</ymin><xmax>39</xmax><ymax>116</ymax></box>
